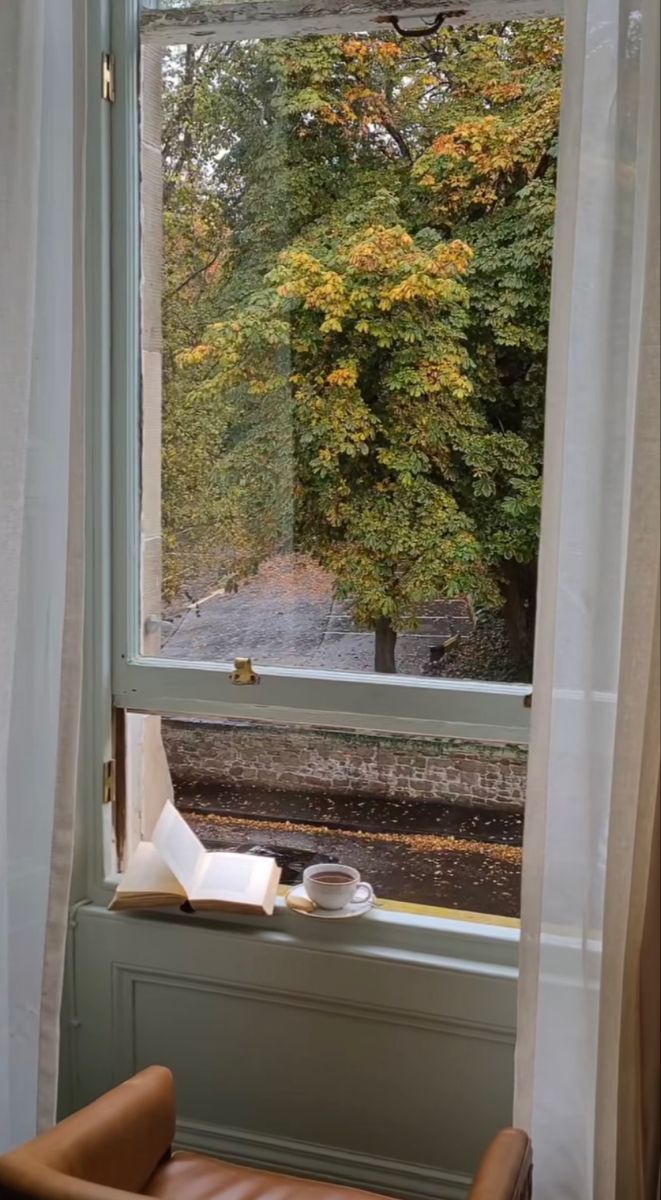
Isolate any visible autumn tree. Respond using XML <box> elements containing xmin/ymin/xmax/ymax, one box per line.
<box><xmin>162</xmin><ymin>20</ymin><xmax>563</xmax><ymax>673</ymax></box>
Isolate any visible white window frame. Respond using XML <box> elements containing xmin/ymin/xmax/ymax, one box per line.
<box><xmin>107</xmin><ymin>0</ymin><xmax>552</xmax><ymax>745</ymax></box>
<box><xmin>84</xmin><ymin>0</ymin><xmax>562</xmax><ymax>930</ymax></box>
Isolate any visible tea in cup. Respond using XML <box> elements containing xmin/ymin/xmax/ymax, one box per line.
<box><xmin>302</xmin><ymin>863</ymin><xmax>374</xmax><ymax>911</ymax></box>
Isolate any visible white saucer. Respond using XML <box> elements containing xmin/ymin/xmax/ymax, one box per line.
<box><xmin>286</xmin><ymin>883</ymin><xmax>375</xmax><ymax>920</ymax></box>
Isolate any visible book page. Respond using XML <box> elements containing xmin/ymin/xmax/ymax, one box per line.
<box><xmin>152</xmin><ymin>800</ymin><xmax>205</xmax><ymax>895</ymax></box>
<box><xmin>191</xmin><ymin>851</ymin><xmax>274</xmax><ymax>903</ymax></box>
<box><xmin>113</xmin><ymin>841</ymin><xmax>185</xmax><ymax>899</ymax></box>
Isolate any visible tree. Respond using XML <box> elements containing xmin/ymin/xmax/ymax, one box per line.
<box><xmin>181</xmin><ymin>208</ymin><xmax>503</xmax><ymax>670</ymax></box>
<box><xmin>162</xmin><ymin>20</ymin><xmax>563</xmax><ymax>673</ymax></box>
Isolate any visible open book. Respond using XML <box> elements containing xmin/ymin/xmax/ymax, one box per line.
<box><xmin>109</xmin><ymin>801</ymin><xmax>281</xmax><ymax>916</ymax></box>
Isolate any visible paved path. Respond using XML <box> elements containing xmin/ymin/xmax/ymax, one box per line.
<box><xmin>185</xmin><ymin>812</ymin><xmax>521</xmax><ymax>917</ymax></box>
<box><xmin>180</xmin><ymin>791</ymin><xmax>522</xmax><ymax>917</ymax></box>
<box><xmin>164</xmin><ymin>555</ymin><xmax>472</xmax><ymax>675</ymax></box>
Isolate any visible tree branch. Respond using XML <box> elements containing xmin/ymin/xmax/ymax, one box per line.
<box><xmin>164</xmin><ymin>246</ymin><xmax>224</xmax><ymax>300</ymax></box>
<box><xmin>533</xmin><ymin>151</ymin><xmax>552</xmax><ymax>180</ymax></box>
<box><xmin>382</xmin><ymin>119</ymin><xmax>413</xmax><ymax>164</ymax></box>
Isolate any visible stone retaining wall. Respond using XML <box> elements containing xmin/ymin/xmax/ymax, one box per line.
<box><xmin>162</xmin><ymin>718</ymin><xmax>527</xmax><ymax>810</ymax></box>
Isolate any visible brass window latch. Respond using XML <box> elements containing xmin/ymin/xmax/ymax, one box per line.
<box><xmin>102</xmin><ymin>759</ymin><xmax>115</xmax><ymax>804</ymax></box>
<box><xmin>102</xmin><ymin>53</ymin><xmax>115</xmax><ymax>103</ymax></box>
<box><xmin>230</xmin><ymin>657</ymin><xmax>260</xmax><ymax>685</ymax></box>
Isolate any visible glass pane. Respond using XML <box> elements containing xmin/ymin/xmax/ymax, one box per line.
<box><xmin>140</xmin><ymin>22</ymin><xmax>562</xmax><ymax>680</ymax></box>
<box><xmin>158</xmin><ymin>714</ymin><xmax>524</xmax><ymax>917</ymax></box>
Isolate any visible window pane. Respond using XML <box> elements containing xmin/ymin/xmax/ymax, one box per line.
<box><xmin>140</xmin><ymin>22</ymin><xmax>561</xmax><ymax>681</ymax></box>
<box><xmin>160</xmin><ymin>715</ymin><xmax>524</xmax><ymax>916</ymax></box>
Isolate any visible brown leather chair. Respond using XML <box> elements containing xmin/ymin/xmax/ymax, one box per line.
<box><xmin>0</xmin><ymin>1067</ymin><xmax>532</xmax><ymax>1200</ymax></box>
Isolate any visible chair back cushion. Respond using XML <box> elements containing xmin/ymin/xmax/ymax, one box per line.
<box><xmin>0</xmin><ymin>1067</ymin><xmax>176</xmax><ymax>1199</ymax></box>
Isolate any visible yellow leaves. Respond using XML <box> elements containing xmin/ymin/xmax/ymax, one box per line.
<box><xmin>278</xmin><ymin>249</ymin><xmax>350</xmax><ymax>324</ymax></box>
<box><xmin>345</xmin><ymin>85</ymin><xmax>374</xmax><ymax>104</ymax></box>
<box><xmin>368</xmin><ymin>235</ymin><xmax>471</xmax><ymax>312</ymax></box>
<box><xmin>283</xmin><ymin>249</ymin><xmax>323</xmax><ymax>273</ymax></box>
<box><xmin>431</xmin><ymin>132</ymin><xmax>463</xmax><ymax>160</ymax></box>
<box><xmin>418</xmin><ymin>93</ymin><xmax>561</xmax><ymax>218</ymax></box>
<box><xmin>341</xmin><ymin>37</ymin><xmax>369</xmax><ymax>60</ymax></box>
<box><xmin>276</xmin><ymin>223</ymin><xmax>472</xmax><ymax>339</ymax></box>
<box><xmin>316</xmin><ymin>103</ymin><xmax>347</xmax><ymax>127</ymax></box>
<box><xmin>483</xmin><ymin>80</ymin><xmax>525</xmax><ymax>103</ymax></box>
<box><xmin>246</xmin><ymin>378</ymin><xmax>275</xmax><ymax>397</ymax></box>
<box><xmin>432</xmin><ymin>115</ymin><xmax>507</xmax><ymax>166</ymax></box>
<box><xmin>381</xmin><ymin>274</ymin><xmax>436</xmax><ymax>307</ymax></box>
<box><xmin>527</xmin><ymin>87</ymin><xmax>562</xmax><ymax>144</ymax></box>
<box><xmin>341</xmin><ymin>36</ymin><xmax>402</xmax><ymax>63</ymax></box>
<box><xmin>176</xmin><ymin>343</ymin><xmax>212</xmax><ymax>367</ymax></box>
<box><xmin>420</xmin><ymin>355</ymin><xmax>474</xmax><ymax>399</ymax></box>
<box><xmin>345</xmin><ymin>225</ymin><xmax>414</xmax><ymax>273</ymax></box>
<box><xmin>378</xmin><ymin>42</ymin><xmax>402</xmax><ymax>61</ymax></box>
<box><xmin>431</xmin><ymin>239</ymin><xmax>473</xmax><ymax>276</ymax></box>
<box><xmin>326</xmin><ymin>365</ymin><xmax>358</xmax><ymax>389</ymax></box>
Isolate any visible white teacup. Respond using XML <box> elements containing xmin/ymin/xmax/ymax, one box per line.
<box><xmin>303</xmin><ymin>864</ymin><xmax>374</xmax><ymax>911</ymax></box>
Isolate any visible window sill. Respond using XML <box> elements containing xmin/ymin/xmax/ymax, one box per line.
<box><xmin>91</xmin><ymin>877</ymin><xmax>519</xmax><ymax>974</ymax></box>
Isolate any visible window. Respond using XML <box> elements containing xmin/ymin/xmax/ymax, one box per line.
<box><xmin>112</xmin><ymin>0</ymin><xmax>544</xmax><ymax>742</ymax></box>
<box><xmin>100</xmin><ymin>0</ymin><xmax>562</xmax><ymax>916</ymax></box>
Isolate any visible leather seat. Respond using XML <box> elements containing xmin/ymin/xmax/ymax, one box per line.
<box><xmin>145</xmin><ymin>1153</ymin><xmax>398</xmax><ymax>1200</ymax></box>
<box><xmin>0</xmin><ymin>1068</ymin><xmax>532</xmax><ymax>1200</ymax></box>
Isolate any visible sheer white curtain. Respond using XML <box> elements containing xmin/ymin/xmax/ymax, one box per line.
<box><xmin>0</xmin><ymin>0</ymin><xmax>86</xmax><ymax>1149</ymax></box>
<box><xmin>514</xmin><ymin>0</ymin><xmax>660</xmax><ymax>1196</ymax></box>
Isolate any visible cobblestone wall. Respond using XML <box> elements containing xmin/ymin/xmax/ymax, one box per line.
<box><xmin>162</xmin><ymin>719</ymin><xmax>527</xmax><ymax>810</ymax></box>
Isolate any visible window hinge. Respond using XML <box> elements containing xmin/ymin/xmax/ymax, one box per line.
<box><xmin>102</xmin><ymin>53</ymin><xmax>115</xmax><ymax>103</ymax></box>
<box><xmin>102</xmin><ymin>759</ymin><xmax>115</xmax><ymax>805</ymax></box>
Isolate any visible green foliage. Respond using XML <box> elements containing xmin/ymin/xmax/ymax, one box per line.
<box><xmin>160</xmin><ymin>20</ymin><xmax>563</xmax><ymax>667</ymax></box>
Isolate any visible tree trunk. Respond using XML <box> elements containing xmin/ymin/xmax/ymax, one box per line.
<box><xmin>374</xmin><ymin>617</ymin><xmax>397</xmax><ymax>674</ymax></box>
<box><xmin>501</xmin><ymin>561</ymin><xmax>537</xmax><ymax>680</ymax></box>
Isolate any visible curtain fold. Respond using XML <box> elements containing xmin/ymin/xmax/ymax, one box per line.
<box><xmin>0</xmin><ymin>0</ymin><xmax>86</xmax><ymax>1149</ymax></box>
<box><xmin>514</xmin><ymin>0</ymin><xmax>660</xmax><ymax>1197</ymax></box>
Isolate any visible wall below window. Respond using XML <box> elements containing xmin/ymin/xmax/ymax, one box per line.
<box><xmin>162</xmin><ymin>719</ymin><xmax>528</xmax><ymax>811</ymax></box>
<box><xmin>62</xmin><ymin>905</ymin><xmax>517</xmax><ymax>1200</ymax></box>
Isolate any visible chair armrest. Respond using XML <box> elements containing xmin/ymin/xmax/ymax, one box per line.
<box><xmin>467</xmin><ymin>1129</ymin><xmax>532</xmax><ymax>1200</ymax></box>
<box><xmin>0</xmin><ymin>1160</ymin><xmax>149</xmax><ymax>1199</ymax></box>
<box><xmin>0</xmin><ymin>1067</ymin><xmax>176</xmax><ymax>1199</ymax></box>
